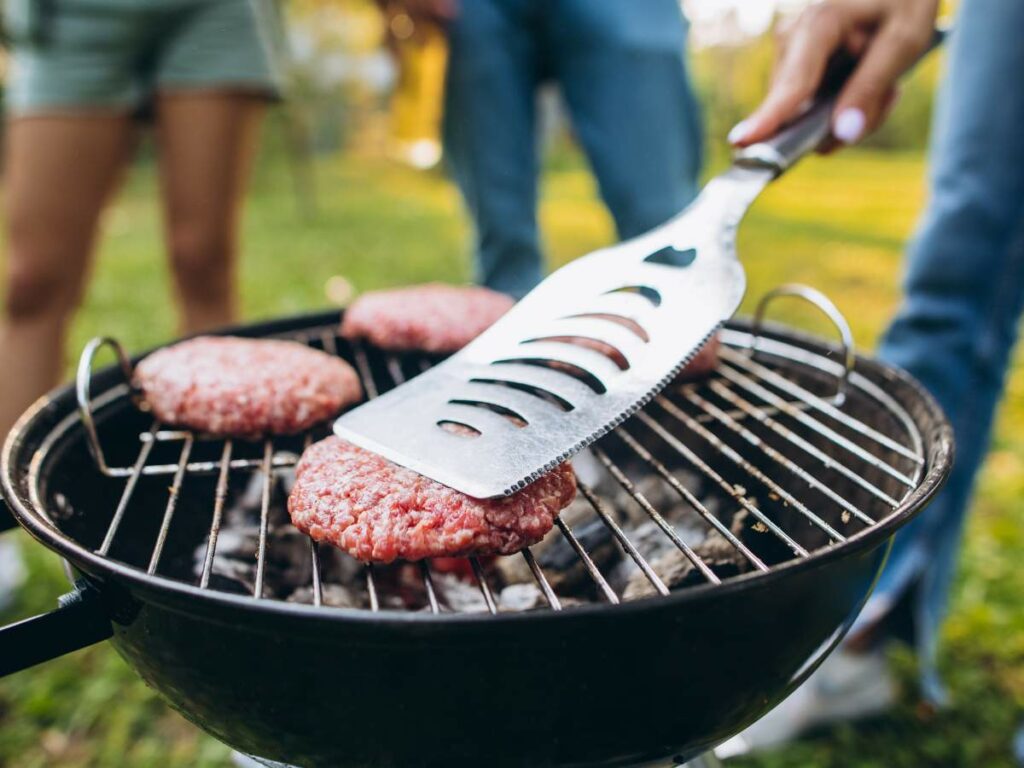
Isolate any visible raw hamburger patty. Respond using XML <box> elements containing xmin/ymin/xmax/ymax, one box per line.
<box><xmin>676</xmin><ymin>334</ymin><xmax>721</xmax><ymax>379</ymax></box>
<box><xmin>288</xmin><ymin>436</ymin><xmax>576</xmax><ymax>563</ymax></box>
<box><xmin>340</xmin><ymin>283</ymin><xmax>514</xmax><ymax>353</ymax></box>
<box><xmin>134</xmin><ymin>337</ymin><xmax>362</xmax><ymax>437</ymax></box>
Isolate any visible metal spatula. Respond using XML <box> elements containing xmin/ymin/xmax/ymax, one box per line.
<box><xmin>335</xmin><ymin>37</ymin><xmax>942</xmax><ymax>498</ymax></box>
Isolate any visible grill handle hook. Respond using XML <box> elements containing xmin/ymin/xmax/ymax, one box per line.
<box><xmin>76</xmin><ymin>337</ymin><xmax>141</xmax><ymax>475</ymax></box>
<box><xmin>750</xmin><ymin>284</ymin><xmax>855</xmax><ymax>406</ymax></box>
<box><xmin>0</xmin><ymin>579</ymin><xmax>112</xmax><ymax>677</ymax></box>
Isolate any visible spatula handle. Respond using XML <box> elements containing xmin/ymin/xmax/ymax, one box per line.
<box><xmin>735</xmin><ymin>26</ymin><xmax>946</xmax><ymax>176</ymax></box>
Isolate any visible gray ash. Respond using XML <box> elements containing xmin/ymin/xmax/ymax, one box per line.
<box><xmin>193</xmin><ymin>453</ymin><xmax>760</xmax><ymax>611</ymax></box>
<box><xmin>623</xmin><ymin>510</ymin><xmax>754</xmax><ymax>600</ymax></box>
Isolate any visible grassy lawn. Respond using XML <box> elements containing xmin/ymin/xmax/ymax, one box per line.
<box><xmin>0</xmin><ymin>143</ymin><xmax>1020</xmax><ymax>766</ymax></box>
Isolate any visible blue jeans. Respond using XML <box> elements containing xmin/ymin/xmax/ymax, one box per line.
<box><xmin>854</xmin><ymin>0</ymin><xmax>1024</xmax><ymax>707</ymax></box>
<box><xmin>442</xmin><ymin>0</ymin><xmax>702</xmax><ymax>298</ymax></box>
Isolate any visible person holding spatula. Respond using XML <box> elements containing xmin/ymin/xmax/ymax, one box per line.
<box><xmin>726</xmin><ymin>0</ymin><xmax>1024</xmax><ymax>758</ymax></box>
<box><xmin>0</xmin><ymin>0</ymin><xmax>282</xmax><ymax>609</ymax></box>
<box><xmin>380</xmin><ymin>0</ymin><xmax>704</xmax><ymax>300</ymax></box>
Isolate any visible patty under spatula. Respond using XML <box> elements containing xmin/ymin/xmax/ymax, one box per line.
<box><xmin>335</xmin><ymin>37</ymin><xmax>943</xmax><ymax>498</ymax></box>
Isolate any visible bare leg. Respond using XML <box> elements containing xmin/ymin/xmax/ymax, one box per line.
<box><xmin>155</xmin><ymin>92</ymin><xmax>265</xmax><ymax>335</ymax></box>
<box><xmin>0</xmin><ymin>116</ymin><xmax>134</xmax><ymax>436</ymax></box>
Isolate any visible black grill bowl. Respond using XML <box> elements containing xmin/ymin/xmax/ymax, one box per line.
<box><xmin>118</xmin><ymin>543</ymin><xmax>888</xmax><ymax>767</ymax></box>
<box><xmin>0</xmin><ymin>311</ymin><xmax>952</xmax><ymax>767</ymax></box>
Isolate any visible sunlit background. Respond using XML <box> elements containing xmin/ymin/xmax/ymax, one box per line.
<box><xmin>687</xmin><ymin>0</ymin><xmax>806</xmax><ymax>41</ymax></box>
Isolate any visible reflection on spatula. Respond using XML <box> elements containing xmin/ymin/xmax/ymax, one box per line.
<box><xmin>335</xmin><ymin>32</ymin><xmax>944</xmax><ymax>498</ymax></box>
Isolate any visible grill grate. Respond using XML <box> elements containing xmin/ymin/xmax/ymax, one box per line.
<box><xmin>36</xmin><ymin>306</ymin><xmax>926</xmax><ymax>616</ymax></box>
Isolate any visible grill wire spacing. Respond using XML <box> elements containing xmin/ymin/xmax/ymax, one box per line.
<box><xmin>62</xmin><ymin>286</ymin><xmax>926</xmax><ymax>614</ymax></box>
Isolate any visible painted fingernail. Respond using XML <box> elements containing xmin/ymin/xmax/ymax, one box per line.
<box><xmin>833</xmin><ymin>107</ymin><xmax>866</xmax><ymax>144</ymax></box>
<box><xmin>728</xmin><ymin>119</ymin><xmax>752</xmax><ymax>145</ymax></box>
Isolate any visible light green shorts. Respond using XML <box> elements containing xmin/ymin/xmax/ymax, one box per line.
<box><xmin>4</xmin><ymin>0</ymin><xmax>285</xmax><ymax>115</ymax></box>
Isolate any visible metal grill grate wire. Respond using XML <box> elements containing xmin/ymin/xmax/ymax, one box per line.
<box><xmin>62</xmin><ymin>322</ymin><xmax>925</xmax><ymax>614</ymax></box>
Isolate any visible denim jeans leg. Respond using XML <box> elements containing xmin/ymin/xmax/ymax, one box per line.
<box><xmin>855</xmin><ymin>0</ymin><xmax>1024</xmax><ymax>704</ymax></box>
<box><xmin>442</xmin><ymin>0</ymin><xmax>543</xmax><ymax>298</ymax></box>
<box><xmin>548</xmin><ymin>0</ymin><xmax>702</xmax><ymax>239</ymax></box>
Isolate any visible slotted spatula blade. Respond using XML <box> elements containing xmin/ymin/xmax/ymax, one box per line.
<box><xmin>333</xmin><ymin>164</ymin><xmax>773</xmax><ymax>498</ymax></box>
<box><xmin>335</xmin><ymin>32</ymin><xmax>944</xmax><ymax>498</ymax></box>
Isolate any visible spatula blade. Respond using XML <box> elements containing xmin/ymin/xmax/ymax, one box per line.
<box><xmin>335</xmin><ymin>167</ymin><xmax>773</xmax><ymax>497</ymax></box>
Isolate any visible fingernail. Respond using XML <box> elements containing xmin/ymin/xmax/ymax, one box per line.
<box><xmin>727</xmin><ymin>119</ymin><xmax>752</xmax><ymax>145</ymax></box>
<box><xmin>833</xmin><ymin>107</ymin><xmax>866</xmax><ymax>144</ymax></box>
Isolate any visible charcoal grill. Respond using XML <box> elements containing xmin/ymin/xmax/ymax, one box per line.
<box><xmin>0</xmin><ymin>288</ymin><xmax>951</xmax><ymax>767</ymax></box>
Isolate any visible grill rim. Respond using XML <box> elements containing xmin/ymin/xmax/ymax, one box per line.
<box><xmin>1</xmin><ymin>310</ymin><xmax>954</xmax><ymax>628</ymax></box>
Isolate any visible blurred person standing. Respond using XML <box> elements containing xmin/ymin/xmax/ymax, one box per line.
<box><xmin>381</xmin><ymin>0</ymin><xmax>703</xmax><ymax>298</ymax></box>
<box><xmin>0</xmin><ymin>0</ymin><xmax>283</xmax><ymax>440</ymax></box>
<box><xmin>726</xmin><ymin>0</ymin><xmax>1024</xmax><ymax>754</ymax></box>
<box><xmin>0</xmin><ymin>0</ymin><xmax>282</xmax><ymax>601</ymax></box>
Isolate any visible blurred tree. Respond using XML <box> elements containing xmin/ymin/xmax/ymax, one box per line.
<box><xmin>387</xmin><ymin>22</ymin><xmax>447</xmax><ymax>169</ymax></box>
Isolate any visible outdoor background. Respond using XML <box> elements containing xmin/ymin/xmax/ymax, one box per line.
<box><xmin>0</xmin><ymin>0</ymin><xmax>1020</xmax><ymax>766</ymax></box>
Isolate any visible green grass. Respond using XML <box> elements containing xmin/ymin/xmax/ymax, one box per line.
<box><xmin>0</xmin><ymin>144</ymin><xmax>1020</xmax><ymax>767</ymax></box>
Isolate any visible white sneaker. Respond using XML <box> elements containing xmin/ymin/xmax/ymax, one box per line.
<box><xmin>0</xmin><ymin>538</ymin><xmax>26</xmax><ymax>611</ymax></box>
<box><xmin>716</xmin><ymin>647</ymin><xmax>896</xmax><ymax>758</ymax></box>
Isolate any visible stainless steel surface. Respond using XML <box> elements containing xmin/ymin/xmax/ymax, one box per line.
<box><xmin>734</xmin><ymin>99</ymin><xmax>834</xmax><ymax>175</ymax></box>
<box><xmin>76</xmin><ymin>336</ymin><xmax>139</xmax><ymax>475</ymax></box>
<box><xmin>750</xmin><ymin>284</ymin><xmax>855</xmax><ymax>405</ymax></box>
<box><xmin>53</xmin><ymin>300</ymin><xmax>929</xmax><ymax>614</ymax></box>
<box><xmin>335</xmin><ymin>165</ymin><xmax>773</xmax><ymax>498</ymax></box>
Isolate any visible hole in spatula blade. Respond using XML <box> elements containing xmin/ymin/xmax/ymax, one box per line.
<box><xmin>468</xmin><ymin>378</ymin><xmax>575</xmax><ymax>412</ymax></box>
<box><xmin>644</xmin><ymin>246</ymin><xmax>697</xmax><ymax>268</ymax></box>
<box><xmin>447</xmin><ymin>400</ymin><xmax>528</xmax><ymax>427</ymax></box>
<box><xmin>438</xmin><ymin>421</ymin><xmax>481</xmax><ymax>438</ymax></box>
<box><xmin>604</xmin><ymin>285</ymin><xmax>662</xmax><ymax>306</ymax></box>
<box><xmin>563</xmin><ymin>313</ymin><xmax>651</xmax><ymax>343</ymax></box>
<box><xmin>492</xmin><ymin>358</ymin><xmax>607</xmax><ymax>394</ymax></box>
<box><xmin>521</xmin><ymin>336</ymin><xmax>629</xmax><ymax>371</ymax></box>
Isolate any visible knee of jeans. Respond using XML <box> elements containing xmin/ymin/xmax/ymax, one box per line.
<box><xmin>974</xmin><ymin>318</ymin><xmax>1020</xmax><ymax>385</ymax></box>
<box><xmin>882</xmin><ymin>291</ymin><xmax>981</xmax><ymax>356</ymax></box>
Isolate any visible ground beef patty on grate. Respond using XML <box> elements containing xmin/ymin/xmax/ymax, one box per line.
<box><xmin>134</xmin><ymin>337</ymin><xmax>362</xmax><ymax>437</ymax></box>
<box><xmin>676</xmin><ymin>334</ymin><xmax>720</xmax><ymax>379</ymax></box>
<box><xmin>288</xmin><ymin>436</ymin><xmax>576</xmax><ymax>563</ymax></box>
<box><xmin>339</xmin><ymin>283</ymin><xmax>514</xmax><ymax>353</ymax></box>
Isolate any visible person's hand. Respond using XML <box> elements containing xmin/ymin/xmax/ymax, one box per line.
<box><xmin>729</xmin><ymin>0</ymin><xmax>939</xmax><ymax>150</ymax></box>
